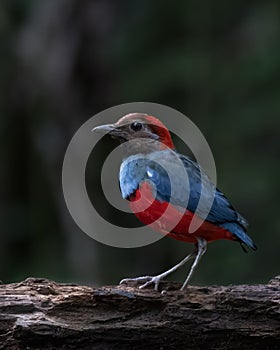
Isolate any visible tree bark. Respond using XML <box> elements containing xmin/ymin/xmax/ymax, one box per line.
<box><xmin>0</xmin><ymin>277</ymin><xmax>279</xmax><ymax>350</ymax></box>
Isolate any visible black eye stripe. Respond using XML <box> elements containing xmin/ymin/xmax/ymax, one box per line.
<box><xmin>130</xmin><ymin>122</ymin><xmax>143</xmax><ymax>131</ymax></box>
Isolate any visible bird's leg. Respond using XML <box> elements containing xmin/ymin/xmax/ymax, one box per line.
<box><xmin>119</xmin><ymin>250</ymin><xmax>196</xmax><ymax>291</ymax></box>
<box><xmin>180</xmin><ymin>237</ymin><xmax>207</xmax><ymax>290</ymax></box>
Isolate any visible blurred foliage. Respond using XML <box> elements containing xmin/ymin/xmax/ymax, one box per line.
<box><xmin>0</xmin><ymin>0</ymin><xmax>279</xmax><ymax>286</ymax></box>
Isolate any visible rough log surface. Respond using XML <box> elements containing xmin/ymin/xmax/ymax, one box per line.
<box><xmin>0</xmin><ymin>277</ymin><xmax>279</xmax><ymax>350</ymax></box>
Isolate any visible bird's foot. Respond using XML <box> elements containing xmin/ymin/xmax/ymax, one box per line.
<box><xmin>119</xmin><ymin>275</ymin><xmax>163</xmax><ymax>291</ymax></box>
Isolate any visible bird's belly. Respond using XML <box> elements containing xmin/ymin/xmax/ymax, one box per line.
<box><xmin>129</xmin><ymin>182</ymin><xmax>234</xmax><ymax>243</ymax></box>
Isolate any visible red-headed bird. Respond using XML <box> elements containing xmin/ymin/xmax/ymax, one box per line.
<box><xmin>93</xmin><ymin>113</ymin><xmax>256</xmax><ymax>290</ymax></box>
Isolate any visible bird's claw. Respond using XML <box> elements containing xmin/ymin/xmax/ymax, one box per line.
<box><xmin>139</xmin><ymin>276</ymin><xmax>162</xmax><ymax>290</ymax></box>
<box><xmin>119</xmin><ymin>275</ymin><xmax>162</xmax><ymax>291</ymax></box>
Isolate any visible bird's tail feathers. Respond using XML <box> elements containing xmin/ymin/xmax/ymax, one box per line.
<box><xmin>235</xmin><ymin>226</ymin><xmax>257</xmax><ymax>251</ymax></box>
<box><xmin>221</xmin><ymin>222</ymin><xmax>257</xmax><ymax>251</ymax></box>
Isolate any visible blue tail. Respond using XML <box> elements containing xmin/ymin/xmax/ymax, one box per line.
<box><xmin>219</xmin><ymin>222</ymin><xmax>257</xmax><ymax>251</ymax></box>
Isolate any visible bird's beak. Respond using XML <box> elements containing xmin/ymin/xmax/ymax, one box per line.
<box><xmin>92</xmin><ymin>123</ymin><xmax>128</xmax><ymax>141</ymax></box>
<box><xmin>92</xmin><ymin>124</ymin><xmax>116</xmax><ymax>134</ymax></box>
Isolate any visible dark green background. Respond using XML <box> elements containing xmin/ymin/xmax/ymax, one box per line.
<box><xmin>1</xmin><ymin>0</ymin><xmax>279</xmax><ymax>286</ymax></box>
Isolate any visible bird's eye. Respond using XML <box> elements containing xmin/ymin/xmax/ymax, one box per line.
<box><xmin>130</xmin><ymin>122</ymin><xmax>143</xmax><ymax>131</ymax></box>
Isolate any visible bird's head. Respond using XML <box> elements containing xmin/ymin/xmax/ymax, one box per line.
<box><xmin>93</xmin><ymin>113</ymin><xmax>175</xmax><ymax>156</ymax></box>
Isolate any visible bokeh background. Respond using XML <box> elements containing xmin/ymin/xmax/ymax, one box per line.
<box><xmin>1</xmin><ymin>0</ymin><xmax>279</xmax><ymax>286</ymax></box>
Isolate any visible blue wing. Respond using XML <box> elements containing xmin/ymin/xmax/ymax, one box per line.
<box><xmin>145</xmin><ymin>151</ymin><xmax>244</xmax><ymax>224</ymax></box>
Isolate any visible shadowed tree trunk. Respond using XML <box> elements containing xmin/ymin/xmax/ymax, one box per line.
<box><xmin>0</xmin><ymin>277</ymin><xmax>279</xmax><ymax>349</ymax></box>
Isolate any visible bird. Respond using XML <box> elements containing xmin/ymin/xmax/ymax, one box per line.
<box><xmin>93</xmin><ymin>113</ymin><xmax>257</xmax><ymax>291</ymax></box>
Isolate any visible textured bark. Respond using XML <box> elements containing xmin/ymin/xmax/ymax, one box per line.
<box><xmin>0</xmin><ymin>277</ymin><xmax>279</xmax><ymax>350</ymax></box>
